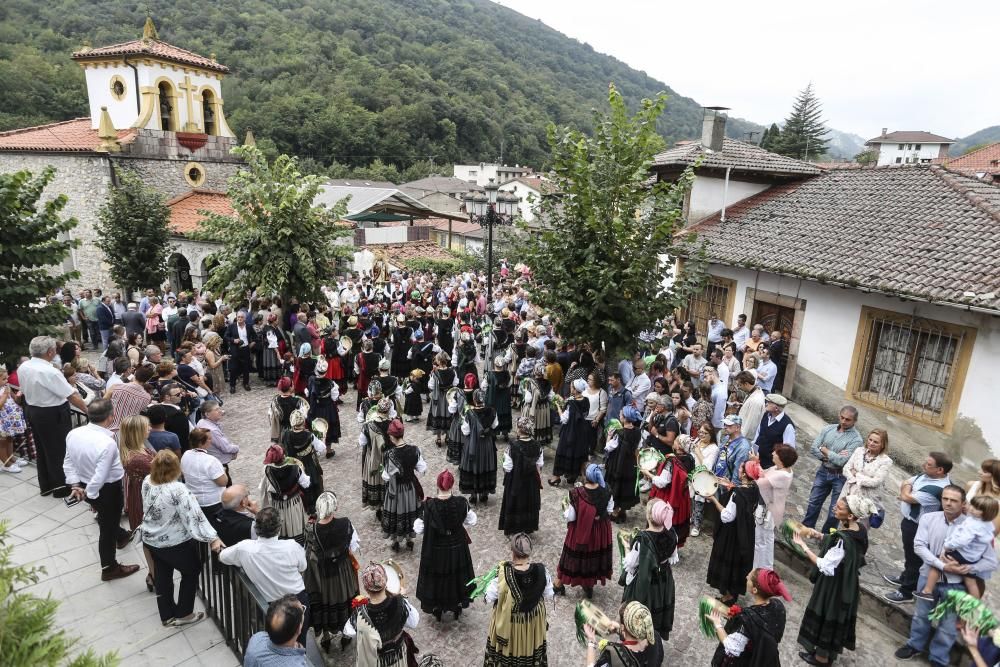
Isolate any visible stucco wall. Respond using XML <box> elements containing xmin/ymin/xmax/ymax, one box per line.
<box><xmin>688</xmin><ymin>176</ymin><xmax>770</xmax><ymax>222</ymax></box>
<box><xmin>707</xmin><ymin>263</ymin><xmax>999</xmax><ymax>472</ymax></box>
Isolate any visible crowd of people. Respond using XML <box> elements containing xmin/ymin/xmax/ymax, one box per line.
<box><xmin>4</xmin><ymin>267</ymin><xmax>1000</xmax><ymax>667</ymax></box>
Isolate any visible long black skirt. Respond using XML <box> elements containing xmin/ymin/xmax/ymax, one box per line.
<box><xmin>416</xmin><ymin>532</ymin><xmax>475</xmax><ymax>613</ymax></box>
<box><xmin>498</xmin><ymin>470</ymin><xmax>541</xmax><ymax>535</ymax></box>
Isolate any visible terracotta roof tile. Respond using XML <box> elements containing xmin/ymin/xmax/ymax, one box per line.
<box><xmin>937</xmin><ymin>143</ymin><xmax>1000</xmax><ymax>177</ymax></box>
<box><xmin>364</xmin><ymin>241</ymin><xmax>456</xmax><ymax>268</ymax></box>
<box><xmin>866</xmin><ymin>131</ymin><xmax>955</xmax><ymax>145</ymax></box>
<box><xmin>431</xmin><ymin>219</ymin><xmax>481</xmax><ymax>235</ymax></box>
<box><xmin>166</xmin><ymin>189</ymin><xmax>232</xmax><ymax>235</ymax></box>
<box><xmin>652</xmin><ymin>138</ymin><xmax>821</xmax><ymax>177</ymax></box>
<box><xmin>72</xmin><ymin>39</ymin><xmax>228</xmax><ymax>73</ymax></box>
<box><xmin>0</xmin><ymin>118</ymin><xmax>136</xmax><ymax>152</ymax></box>
<box><xmin>684</xmin><ymin>165</ymin><xmax>1000</xmax><ymax>313</ymax></box>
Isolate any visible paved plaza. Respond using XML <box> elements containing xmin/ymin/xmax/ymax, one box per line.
<box><xmin>3</xmin><ymin>372</ymin><xmax>949</xmax><ymax>666</ymax></box>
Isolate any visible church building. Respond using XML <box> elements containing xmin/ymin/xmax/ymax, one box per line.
<box><xmin>0</xmin><ymin>18</ymin><xmax>246</xmax><ymax>294</ymax></box>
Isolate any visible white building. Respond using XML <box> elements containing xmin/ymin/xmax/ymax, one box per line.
<box><xmin>865</xmin><ymin>129</ymin><xmax>954</xmax><ymax>166</ymax></box>
<box><xmin>453</xmin><ymin>162</ymin><xmax>532</xmax><ymax>187</ymax></box>
<box><xmin>497</xmin><ymin>176</ymin><xmax>551</xmax><ymax>222</ymax></box>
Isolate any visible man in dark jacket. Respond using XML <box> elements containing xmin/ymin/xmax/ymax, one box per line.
<box><xmin>211</xmin><ymin>485</ymin><xmax>257</xmax><ymax>546</ymax></box>
<box><xmin>225</xmin><ymin>311</ymin><xmax>258</xmax><ymax>393</ymax></box>
<box><xmin>96</xmin><ymin>296</ymin><xmax>116</xmax><ymax>350</ymax></box>
<box><xmin>121</xmin><ymin>303</ymin><xmax>146</xmax><ymax>340</ymax></box>
<box><xmin>169</xmin><ymin>307</ymin><xmax>189</xmax><ymax>356</ymax></box>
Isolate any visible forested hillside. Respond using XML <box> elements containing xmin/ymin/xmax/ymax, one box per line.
<box><xmin>0</xmin><ymin>0</ymin><xmax>762</xmax><ymax>173</ymax></box>
<box><xmin>952</xmin><ymin>126</ymin><xmax>1000</xmax><ymax>156</ymax></box>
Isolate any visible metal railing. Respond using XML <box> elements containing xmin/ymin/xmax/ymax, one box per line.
<box><xmin>195</xmin><ymin>542</ymin><xmax>270</xmax><ymax>663</ymax></box>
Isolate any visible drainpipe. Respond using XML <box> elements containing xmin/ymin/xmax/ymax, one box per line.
<box><xmin>123</xmin><ymin>55</ymin><xmax>141</xmax><ymax>114</ymax></box>
<box><xmin>720</xmin><ymin>166</ymin><xmax>732</xmax><ymax>222</ymax></box>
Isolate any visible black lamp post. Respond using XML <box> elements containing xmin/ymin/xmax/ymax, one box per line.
<box><xmin>464</xmin><ymin>178</ymin><xmax>518</xmax><ymax>303</ymax></box>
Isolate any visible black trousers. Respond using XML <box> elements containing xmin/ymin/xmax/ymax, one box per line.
<box><xmin>294</xmin><ymin>589</ymin><xmax>311</xmax><ymax>646</ymax></box>
<box><xmin>86</xmin><ymin>480</ymin><xmax>128</xmax><ymax>570</ymax></box>
<box><xmin>24</xmin><ymin>403</ymin><xmax>72</xmax><ymax>496</ymax></box>
<box><xmin>148</xmin><ymin>539</ymin><xmax>202</xmax><ymax>622</ymax></box>
<box><xmin>229</xmin><ymin>349</ymin><xmax>251</xmax><ymax>390</ymax></box>
<box><xmin>899</xmin><ymin>517</ymin><xmax>922</xmax><ymax>595</ymax></box>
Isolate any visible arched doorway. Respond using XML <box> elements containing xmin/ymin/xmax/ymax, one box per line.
<box><xmin>168</xmin><ymin>253</ymin><xmax>193</xmax><ymax>293</ymax></box>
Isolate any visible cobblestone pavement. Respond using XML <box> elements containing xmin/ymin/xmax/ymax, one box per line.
<box><xmin>217</xmin><ymin>377</ymin><xmax>906</xmax><ymax>667</ymax></box>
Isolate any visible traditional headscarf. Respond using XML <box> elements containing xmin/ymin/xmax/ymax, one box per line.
<box><xmin>298</xmin><ymin>343</ymin><xmax>312</xmax><ymax>357</ymax></box>
<box><xmin>674</xmin><ymin>434</ymin><xmax>692</xmax><ymax>453</ymax></box>
<box><xmin>277</xmin><ymin>377</ymin><xmax>293</xmax><ymax>392</ymax></box>
<box><xmin>315</xmin><ymin>491</ymin><xmax>339</xmax><ymax>520</ymax></box>
<box><xmin>289</xmin><ymin>409</ymin><xmax>306</xmax><ymax>428</ymax></box>
<box><xmin>622</xmin><ymin>406</ymin><xmax>641</xmax><ymax>424</ymax></box>
<box><xmin>368</xmin><ymin>379</ymin><xmax>383</xmax><ymax>398</ymax></box>
<box><xmin>585</xmin><ymin>463</ymin><xmax>606</xmax><ymax>488</ymax></box>
<box><xmin>648</xmin><ymin>499</ymin><xmax>673</xmax><ymax>528</ymax></box>
<box><xmin>511</xmin><ymin>532</ymin><xmax>533</xmax><ymax>558</ymax></box>
<box><xmin>516</xmin><ymin>416</ymin><xmax>534</xmax><ymax>436</ymax></box>
<box><xmin>361</xmin><ymin>562</ymin><xmax>387</xmax><ymax>593</ymax></box>
<box><xmin>418</xmin><ymin>656</ymin><xmax>444</xmax><ymax>667</ymax></box>
<box><xmin>754</xmin><ymin>568</ymin><xmax>792</xmax><ymax>601</ymax></box>
<box><xmin>376</xmin><ymin>397</ymin><xmax>393</xmax><ymax>415</ymax></box>
<box><xmin>315</xmin><ymin>357</ymin><xmax>328</xmax><ymax>375</ymax></box>
<box><xmin>437</xmin><ymin>469</ymin><xmax>454</xmax><ymax>492</ymax></box>
<box><xmin>473</xmin><ymin>388</ymin><xmax>486</xmax><ymax>406</ymax></box>
<box><xmin>464</xmin><ymin>373</ymin><xmax>478</xmax><ymax>390</ymax></box>
<box><xmin>844</xmin><ymin>494</ymin><xmax>878</xmax><ymax>520</ymax></box>
<box><xmin>620</xmin><ymin>601</ymin><xmax>656</xmax><ymax>643</ymax></box>
<box><xmin>493</xmin><ymin>355</ymin><xmax>506</xmax><ymax>369</ymax></box>
<box><xmin>572</xmin><ymin>378</ymin><xmax>587</xmax><ymax>394</ymax></box>
<box><xmin>263</xmin><ymin>444</ymin><xmax>286</xmax><ymax>465</ymax></box>
<box><xmin>388</xmin><ymin>418</ymin><xmax>405</xmax><ymax>439</ymax></box>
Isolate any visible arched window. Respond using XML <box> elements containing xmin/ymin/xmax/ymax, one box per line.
<box><xmin>201</xmin><ymin>90</ymin><xmax>216</xmax><ymax>135</ymax></box>
<box><xmin>158</xmin><ymin>82</ymin><xmax>175</xmax><ymax>131</ymax></box>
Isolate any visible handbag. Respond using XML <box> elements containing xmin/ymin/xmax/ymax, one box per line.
<box><xmin>869</xmin><ymin>502</ymin><xmax>886</xmax><ymax>529</ymax></box>
<box><xmin>195</xmin><ymin>386</ymin><xmax>209</xmax><ymax>398</ymax></box>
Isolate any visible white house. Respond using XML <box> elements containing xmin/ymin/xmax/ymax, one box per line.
<box><xmin>453</xmin><ymin>162</ymin><xmax>532</xmax><ymax>187</ymax></box>
<box><xmin>497</xmin><ymin>176</ymin><xmax>551</xmax><ymax>222</ymax></box>
<box><xmin>865</xmin><ymin>129</ymin><xmax>954</xmax><ymax>166</ymax></box>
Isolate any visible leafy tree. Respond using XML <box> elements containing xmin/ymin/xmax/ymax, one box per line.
<box><xmin>0</xmin><ymin>168</ymin><xmax>77</xmax><ymax>369</ymax></box>
<box><xmin>0</xmin><ymin>521</ymin><xmax>117</xmax><ymax>666</ymax></box>
<box><xmin>774</xmin><ymin>84</ymin><xmax>830</xmax><ymax>160</ymax></box>
<box><xmin>854</xmin><ymin>149</ymin><xmax>878</xmax><ymax>166</ymax></box>
<box><xmin>192</xmin><ymin>145</ymin><xmax>352</xmax><ymax>304</ymax></box>
<box><xmin>94</xmin><ymin>169</ymin><xmax>173</xmax><ymax>299</ymax></box>
<box><xmin>514</xmin><ymin>85</ymin><xmax>707</xmax><ymax>357</ymax></box>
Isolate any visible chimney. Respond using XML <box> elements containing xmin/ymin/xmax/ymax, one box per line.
<box><xmin>881</xmin><ymin>127</ymin><xmax>887</xmax><ymax>137</ymax></box>
<box><xmin>701</xmin><ymin>107</ymin><xmax>729</xmax><ymax>152</ymax></box>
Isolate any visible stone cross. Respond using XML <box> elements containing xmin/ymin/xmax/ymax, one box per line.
<box><xmin>178</xmin><ymin>75</ymin><xmax>199</xmax><ymax>132</ymax></box>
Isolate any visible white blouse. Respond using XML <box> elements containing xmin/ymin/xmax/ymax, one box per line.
<box><xmin>140</xmin><ymin>479</ymin><xmax>219</xmax><ymax>548</ymax></box>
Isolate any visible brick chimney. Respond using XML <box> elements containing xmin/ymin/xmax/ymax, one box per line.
<box><xmin>881</xmin><ymin>127</ymin><xmax>888</xmax><ymax>137</ymax></box>
<box><xmin>702</xmin><ymin>107</ymin><xmax>729</xmax><ymax>152</ymax></box>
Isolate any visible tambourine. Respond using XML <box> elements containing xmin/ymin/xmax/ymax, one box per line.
<box><xmin>311</xmin><ymin>418</ymin><xmax>329</xmax><ymax>441</ymax></box>
<box><xmin>689</xmin><ymin>465</ymin><xmax>718</xmax><ymax>498</ymax></box>
<box><xmin>637</xmin><ymin>447</ymin><xmax>666</xmax><ymax>473</ymax></box>
<box><xmin>698</xmin><ymin>596</ymin><xmax>734</xmax><ymax>639</ymax></box>
<box><xmin>340</xmin><ymin>335</ymin><xmax>353</xmax><ymax>352</ymax></box>
<box><xmin>446</xmin><ymin>387</ymin><xmax>459</xmax><ymax>405</ymax></box>
<box><xmin>779</xmin><ymin>518</ymin><xmax>808</xmax><ymax>557</ymax></box>
<box><xmin>550</xmin><ymin>394</ymin><xmax>566</xmax><ymax>412</ymax></box>
<box><xmin>574</xmin><ymin>600</ymin><xmax>618</xmax><ymax>644</ymax></box>
<box><xmin>382</xmin><ymin>559</ymin><xmax>406</xmax><ymax>595</ymax></box>
<box><xmin>617</xmin><ymin>527</ymin><xmax>640</xmax><ymax>575</ymax></box>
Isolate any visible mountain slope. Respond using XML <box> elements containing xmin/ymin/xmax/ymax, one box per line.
<box><xmin>951</xmin><ymin>126</ymin><xmax>1000</xmax><ymax>156</ymax></box>
<box><xmin>0</xmin><ymin>0</ymin><xmax>762</xmax><ymax>171</ymax></box>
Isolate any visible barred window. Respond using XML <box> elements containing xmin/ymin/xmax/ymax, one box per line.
<box><xmin>850</xmin><ymin>307</ymin><xmax>974</xmax><ymax>429</ymax></box>
<box><xmin>682</xmin><ymin>277</ymin><xmax>734</xmax><ymax>344</ymax></box>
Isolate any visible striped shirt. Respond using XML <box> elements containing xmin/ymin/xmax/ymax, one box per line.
<box><xmin>109</xmin><ymin>382</ymin><xmax>151</xmax><ymax>433</ymax></box>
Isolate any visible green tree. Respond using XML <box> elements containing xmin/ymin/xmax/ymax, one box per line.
<box><xmin>774</xmin><ymin>84</ymin><xmax>830</xmax><ymax>160</ymax></box>
<box><xmin>854</xmin><ymin>149</ymin><xmax>878</xmax><ymax>166</ymax></box>
<box><xmin>193</xmin><ymin>145</ymin><xmax>352</xmax><ymax>304</ymax></box>
<box><xmin>0</xmin><ymin>168</ymin><xmax>77</xmax><ymax>369</ymax></box>
<box><xmin>94</xmin><ymin>170</ymin><xmax>173</xmax><ymax>299</ymax></box>
<box><xmin>760</xmin><ymin>123</ymin><xmax>782</xmax><ymax>150</ymax></box>
<box><xmin>0</xmin><ymin>521</ymin><xmax>117</xmax><ymax>666</ymax></box>
<box><xmin>514</xmin><ymin>84</ymin><xmax>707</xmax><ymax>357</ymax></box>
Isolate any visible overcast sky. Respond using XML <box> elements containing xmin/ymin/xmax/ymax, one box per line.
<box><xmin>494</xmin><ymin>0</ymin><xmax>998</xmax><ymax>139</ymax></box>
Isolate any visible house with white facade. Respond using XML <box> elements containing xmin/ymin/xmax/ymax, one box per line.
<box><xmin>497</xmin><ymin>176</ymin><xmax>552</xmax><ymax>222</ymax></box>
<box><xmin>453</xmin><ymin>162</ymin><xmax>532</xmax><ymax>187</ymax></box>
<box><xmin>865</xmin><ymin>129</ymin><xmax>955</xmax><ymax>166</ymax></box>
<box><xmin>662</xmin><ymin>124</ymin><xmax>1000</xmax><ymax>468</ymax></box>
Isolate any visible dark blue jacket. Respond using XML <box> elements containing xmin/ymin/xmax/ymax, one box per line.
<box><xmin>96</xmin><ymin>302</ymin><xmax>115</xmax><ymax>330</ymax></box>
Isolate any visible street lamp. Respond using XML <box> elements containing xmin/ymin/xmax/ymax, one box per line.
<box><xmin>464</xmin><ymin>178</ymin><xmax>517</xmax><ymax>303</ymax></box>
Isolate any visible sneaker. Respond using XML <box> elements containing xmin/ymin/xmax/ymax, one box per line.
<box><xmin>912</xmin><ymin>590</ymin><xmax>935</xmax><ymax>602</ymax></box>
<box><xmin>893</xmin><ymin>645</ymin><xmax>921</xmax><ymax>660</ymax></box>
<box><xmin>16</xmin><ymin>457</ymin><xmax>30</xmax><ymax>466</ymax></box>
<box><xmin>882</xmin><ymin>573</ymin><xmax>902</xmax><ymax>587</ymax></box>
<box><xmin>690</xmin><ymin>527</ymin><xmax>700</xmax><ymax>537</ymax></box>
<box><xmin>883</xmin><ymin>590</ymin><xmax>913</xmax><ymax>604</ymax></box>
<box><xmin>1</xmin><ymin>463</ymin><xmax>22</xmax><ymax>474</ymax></box>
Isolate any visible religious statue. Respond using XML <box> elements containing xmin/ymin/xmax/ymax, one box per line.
<box><xmin>372</xmin><ymin>250</ymin><xmax>390</xmax><ymax>285</ymax></box>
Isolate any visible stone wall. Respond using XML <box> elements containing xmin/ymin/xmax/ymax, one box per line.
<box><xmin>0</xmin><ymin>153</ymin><xmax>113</xmax><ymax>293</ymax></box>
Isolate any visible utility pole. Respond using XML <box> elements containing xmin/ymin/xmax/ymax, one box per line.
<box><xmin>744</xmin><ymin>131</ymin><xmax>760</xmax><ymax>144</ymax></box>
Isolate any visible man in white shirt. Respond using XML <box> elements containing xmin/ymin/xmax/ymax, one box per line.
<box><xmin>703</xmin><ymin>366</ymin><xmax>727</xmax><ymax>429</ymax></box>
<box><xmin>19</xmin><ymin>336</ymin><xmax>89</xmax><ymax>497</ymax></box>
<box><xmin>64</xmin><ymin>399</ymin><xmax>140</xmax><ymax>581</ymax></box>
<box><xmin>220</xmin><ymin>507</ymin><xmax>310</xmax><ymax>643</ymax></box>
<box><xmin>755</xmin><ymin>347</ymin><xmax>778</xmax><ymax>392</ymax></box>
<box><xmin>626</xmin><ymin>358</ymin><xmax>652</xmax><ymax>407</ymax></box>
<box><xmin>681</xmin><ymin>343</ymin><xmax>707</xmax><ymax>388</ymax></box>
<box><xmin>736</xmin><ymin>371</ymin><xmax>767</xmax><ymax>443</ymax></box>
<box><xmin>705</xmin><ymin>314</ymin><xmax>725</xmax><ymax>355</ymax></box>
<box><xmin>732</xmin><ymin>314</ymin><xmax>749</xmax><ymax>362</ymax></box>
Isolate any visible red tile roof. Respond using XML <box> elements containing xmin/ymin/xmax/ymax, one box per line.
<box><xmin>72</xmin><ymin>39</ymin><xmax>228</xmax><ymax>73</ymax></box>
<box><xmin>166</xmin><ymin>189</ymin><xmax>232</xmax><ymax>235</ymax></box>
<box><xmin>684</xmin><ymin>165</ymin><xmax>1000</xmax><ymax>313</ymax></box>
<box><xmin>365</xmin><ymin>241</ymin><xmax>456</xmax><ymax>268</ymax></box>
<box><xmin>865</xmin><ymin>130</ymin><xmax>954</xmax><ymax>145</ymax></box>
<box><xmin>0</xmin><ymin>118</ymin><xmax>136</xmax><ymax>152</ymax></box>
<box><xmin>431</xmin><ymin>218</ymin><xmax>481</xmax><ymax>235</ymax></box>
<box><xmin>937</xmin><ymin>143</ymin><xmax>1000</xmax><ymax>176</ymax></box>
<box><xmin>652</xmin><ymin>138</ymin><xmax>821</xmax><ymax>177</ymax></box>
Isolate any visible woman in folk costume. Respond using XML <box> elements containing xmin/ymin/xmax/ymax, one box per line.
<box><xmin>750</xmin><ymin>444</ymin><xmax>797</xmax><ymax>569</ymax></box>
<box><xmin>455</xmin><ymin>323</ymin><xmax>479</xmax><ymax>385</ymax></box>
<box><xmin>414</xmin><ymin>470</ymin><xmax>477</xmax><ymax>621</ymax></box>
<box><xmin>484</xmin><ymin>354</ymin><xmax>514</xmax><ymax>440</ymax></box>
<box><xmin>621</xmin><ymin>500</ymin><xmax>678</xmax><ymax>642</ymax></box>
<box><xmin>260</xmin><ymin>313</ymin><xmax>284</xmax><ymax>383</ymax></box>
<box><xmin>320</xmin><ymin>327</ymin><xmax>348</xmax><ymax>394</ymax></box>
<box><xmin>268</xmin><ymin>377</ymin><xmax>309</xmax><ymax>443</ymax></box>
<box><xmin>434</xmin><ymin>307</ymin><xmax>455</xmax><ymax>371</ymax></box>
<box><xmin>520</xmin><ymin>361</ymin><xmax>553</xmax><ymax>445</ymax></box>
<box><xmin>360</xmin><ymin>397</ymin><xmax>394</xmax><ymax>515</ymax></box>
<box><xmin>258</xmin><ymin>444</ymin><xmax>309</xmax><ymax>543</ymax></box>
<box><xmin>499</xmin><ymin>416</ymin><xmax>544</xmax><ymax>535</ymax></box>
<box><xmin>445</xmin><ymin>373</ymin><xmax>475</xmax><ymax>465</ymax></box>
<box><xmin>406</xmin><ymin>329</ymin><xmax>437</xmax><ymax>395</ymax></box>
<box><xmin>390</xmin><ymin>312</ymin><xmax>413</xmax><ymax>379</ymax></box>
<box><xmin>426</xmin><ymin>352</ymin><xmax>457</xmax><ymax>447</ymax></box>
<box><xmin>709</xmin><ymin>568</ymin><xmax>791</xmax><ymax>667</ymax></box>
<box><xmin>305</xmin><ymin>491</ymin><xmax>361</xmax><ymax>653</ymax></box>
<box><xmin>640</xmin><ymin>434</ymin><xmax>693</xmax><ymax>548</ymax></box>
<box><xmin>483</xmin><ymin>533</ymin><xmax>554</xmax><ymax>667</ymax></box>
<box><xmin>280</xmin><ymin>409</ymin><xmax>326</xmax><ymax>514</ymax></box>
<box><xmin>460</xmin><ymin>389</ymin><xmax>499</xmax><ymax>504</ymax></box>
<box><xmin>381</xmin><ymin>419</ymin><xmax>426</xmax><ymax>552</ymax></box>
<box><xmin>375</xmin><ymin>359</ymin><xmax>404</xmax><ymax>416</ymax></box>
<box><xmin>793</xmin><ymin>495</ymin><xmax>876</xmax><ymax>666</ymax></box>
<box><xmin>355</xmin><ymin>338</ymin><xmax>382</xmax><ymax>410</ymax></box>
<box><xmin>292</xmin><ymin>343</ymin><xmax>316</xmax><ymax>397</ymax></box>
<box><xmin>550</xmin><ymin>378</ymin><xmax>593</xmax><ymax>487</ymax></box>
<box><xmin>308</xmin><ymin>357</ymin><xmax>341</xmax><ymax>460</ymax></box>
<box><xmin>705</xmin><ymin>463</ymin><xmax>761</xmax><ymax>605</ymax></box>
<box><xmin>402</xmin><ymin>369</ymin><xmax>425</xmax><ymax>422</ymax></box>
<box><xmin>553</xmin><ymin>463</ymin><xmax>614</xmax><ymax>599</ymax></box>
<box><xmin>604</xmin><ymin>406</ymin><xmax>642</xmax><ymax>524</ymax></box>
<box><xmin>582</xmin><ymin>601</ymin><xmax>665</xmax><ymax>667</ymax></box>
<box><xmin>344</xmin><ymin>562</ymin><xmax>420</xmax><ymax>667</ymax></box>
